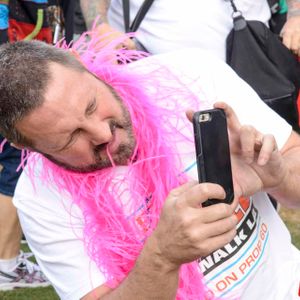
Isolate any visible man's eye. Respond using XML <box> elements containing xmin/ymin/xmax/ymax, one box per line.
<box><xmin>86</xmin><ymin>99</ymin><xmax>97</xmax><ymax>116</ymax></box>
<box><xmin>60</xmin><ymin>129</ymin><xmax>82</xmax><ymax>151</ymax></box>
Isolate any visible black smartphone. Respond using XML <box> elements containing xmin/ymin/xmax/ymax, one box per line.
<box><xmin>193</xmin><ymin>108</ymin><xmax>234</xmax><ymax>206</ymax></box>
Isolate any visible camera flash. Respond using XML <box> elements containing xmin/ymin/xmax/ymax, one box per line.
<box><xmin>199</xmin><ymin>113</ymin><xmax>211</xmax><ymax>122</ymax></box>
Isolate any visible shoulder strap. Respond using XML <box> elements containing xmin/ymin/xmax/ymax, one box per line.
<box><xmin>122</xmin><ymin>0</ymin><xmax>130</xmax><ymax>33</ymax></box>
<box><xmin>122</xmin><ymin>0</ymin><xmax>155</xmax><ymax>33</ymax></box>
<box><xmin>227</xmin><ymin>0</ymin><xmax>239</xmax><ymax>14</ymax></box>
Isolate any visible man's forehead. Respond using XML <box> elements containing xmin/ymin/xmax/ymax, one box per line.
<box><xmin>16</xmin><ymin>66</ymin><xmax>90</xmax><ymax>140</ymax></box>
<box><xmin>44</xmin><ymin>63</ymin><xmax>89</xmax><ymax>101</ymax></box>
<box><xmin>47</xmin><ymin>62</ymin><xmax>84</xmax><ymax>81</ymax></box>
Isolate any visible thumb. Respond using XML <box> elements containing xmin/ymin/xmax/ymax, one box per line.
<box><xmin>185</xmin><ymin>109</ymin><xmax>195</xmax><ymax>123</ymax></box>
<box><xmin>214</xmin><ymin>102</ymin><xmax>241</xmax><ymax>133</ymax></box>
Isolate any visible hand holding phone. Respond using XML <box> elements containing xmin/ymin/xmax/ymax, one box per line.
<box><xmin>193</xmin><ymin>108</ymin><xmax>234</xmax><ymax>206</ymax></box>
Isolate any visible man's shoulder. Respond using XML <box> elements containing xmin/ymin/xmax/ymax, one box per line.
<box><xmin>13</xmin><ymin>160</ymin><xmax>74</xmax><ymax>219</ymax></box>
<box><xmin>132</xmin><ymin>48</ymin><xmax>226</xmax><ymax>71</ymax></box>
<box><xmin>127</xmin><ymin>48</ymin><xmax>233</xmax><ymax>89</ymax></box>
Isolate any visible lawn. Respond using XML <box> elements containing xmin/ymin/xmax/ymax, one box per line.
<box><xmin>280</xmin><ymin>206</ymin><xmax>300</xmax><ymax>249</ymax></box>
<box><xmin>0</xmin><ymin>244</ymin><xmax>60</xmax><ymax>299</ymax></box>
<box><xmin>1</xmin><ymin>206</ymin><xmax>299</xmax><ymax>299</ymax></box>
<box><xmin>0</xmin><ymin>287</ymin><xmax>59</xmax><ymax>300</ymax></box>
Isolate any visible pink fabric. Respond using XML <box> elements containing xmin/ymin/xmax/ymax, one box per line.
<box><xmin>27</xmin><ymin>30</ymin><xmax>216</xmax><ymax>299</ymax></box>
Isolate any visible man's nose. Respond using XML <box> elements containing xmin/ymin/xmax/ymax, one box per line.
<box><xmin>86</xmin><ymin>120</ymin><xmax>113</xmax><ymax>146</ymax></box>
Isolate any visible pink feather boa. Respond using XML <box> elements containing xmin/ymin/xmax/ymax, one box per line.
<box><xmin>26</xmin><ymin>30</ymin><xmax>216</xmax><ymax>299</ymax></box>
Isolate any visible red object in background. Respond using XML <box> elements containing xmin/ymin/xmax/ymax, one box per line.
<box><xmin>8</xmin><ymin>19</ymin><xmax>52</xmax><ymax>43</ymax></box>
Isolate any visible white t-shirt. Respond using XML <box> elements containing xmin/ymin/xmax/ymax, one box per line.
<box><xmin>108</xmin><ymin>0</ymin><xmax>271</xmax><ymax>60</ymax></box>
<box><xmin>14</xmin><ymin>49</ymin><xmax>299</xmax><ymax>300</ymax></box>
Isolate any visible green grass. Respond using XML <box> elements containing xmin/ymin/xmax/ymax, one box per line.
<box><xmin>0</xmin><ymin>287</ymin><xmax>59</xmax><ymax>300</ymax></box>
<box><xmin>280</xmin><ymin>206</ymin><xmax>300</xmax><ymax>249</ymax></box>
<box><xmin>1</xmin><ymin>208</ymin><xmax>299</xmax><ymax>299</ymax></box>
<box><xmin>0</xmin><ymin>244</ymin><xmax>59</xmax><ymax>299</ymax></box>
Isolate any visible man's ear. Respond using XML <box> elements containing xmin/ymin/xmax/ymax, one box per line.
<box><xmin>10</xmin><ymin>143</ymin><xmax>23</xmax><ymax>150</ymax></box>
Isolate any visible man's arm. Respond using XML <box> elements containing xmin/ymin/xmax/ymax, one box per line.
<box><xmin>80</xmin><ymin>0</ymin><xmax>110</xmax><ymax>29</ymax></box>
<box><xmin>281</xmin><ymin>0</ymin><xmax>300</xmax><ymax>55</ymax></box>
<box><xmin>267</xmin><ymin>130</ymin><xmax>300</xmax><ymax>207</ymax></box>
<box><xmin>79</xmin><ymin>0</ymin><xmax>136</xmax><ymax>49</ymax></box>
<box><xmin>81</xmin><ymin>182</ymin><xmax>238</xmax><ymax>299</ymax></box>
<box><xmin>287</xmin><ymin>0</ymin><xmax>300</xmax><ymax>16</ymax></box>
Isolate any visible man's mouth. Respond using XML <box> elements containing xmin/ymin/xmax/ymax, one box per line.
<box><xmin>107</xmin><ymin>127</ymin><xmax>122</xmax><ymax>153</ymax></box>
<box><xmin>93</xmin><ymin>126</ymin><xmax>122</xmax><ymax>158</ymax></box>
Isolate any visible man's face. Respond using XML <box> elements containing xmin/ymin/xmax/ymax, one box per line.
<box><xmin>16</xmin><ymin>63</ymin><xmax>135</xmax><ymax>172</ymax></box>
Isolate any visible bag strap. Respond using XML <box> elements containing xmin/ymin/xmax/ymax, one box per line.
<box><xmin>227</xmin><ymin>0</ymin><xmax>240</xmax><ymax>15</ymax></box>
<box><xmin>122</xmin><ymin>0</ymin><xmax>155</xmax><ymax>33</ymax></box>
<box><xmin>122</xmin><ymin>0</ymin><xmax>130</xmax><ymax>33</ymax></box>
<box><xmin>226</xmin><ymin>0</ymin><xmax>247</xmax><ymax>31</ymax></box>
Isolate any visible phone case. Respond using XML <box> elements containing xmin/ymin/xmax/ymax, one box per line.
<box><xmin>193</xmin><ymin>108</ymin><xmax>234</xmax><ymax>206</ymax></box>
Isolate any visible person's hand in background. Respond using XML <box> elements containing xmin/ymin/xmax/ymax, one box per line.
<box><xmin>281</xmin><ymin>15</ymin><xmax>300</xmax><ymax>56</ymax></box>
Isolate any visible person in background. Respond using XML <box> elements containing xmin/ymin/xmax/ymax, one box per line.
<box><xmin>283</xmin><ymin>0</ymin><xmax>300</xmax><ymax>55</ymax></box>
<box><xmin>1</xmin><ymin>38</ymin><xmax>300</xmax><ymax>299</ymax></box>
<box><xmin>79</xmin><ymin>0</ymin><xmax>300</xmax><ymax>57</ymax></box>
<box><xmin>0</xmin><ymin>0</ymin><xmax>75</xmax><ymax>290</ymax></box>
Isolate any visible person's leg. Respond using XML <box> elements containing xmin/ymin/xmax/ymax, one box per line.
<box><xmin>0</xmin><ymin>136</ymin><xmax>23</xmax><ymax>274</ymax></box>
<box><xmin>0</xmin><ymin>137</ymin><xmax>49</xmax><ymax>290</ymax></box>
<box><xmin>0</xmin><ymin>193</ymin><xmax>22</xmax><ymax>260</ymax></box>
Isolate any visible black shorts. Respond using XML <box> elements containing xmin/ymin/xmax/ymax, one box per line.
<box><xmin>0</xmin><ymin>135</ymin><xmax>22</xmax><ymax>197</ymax></box>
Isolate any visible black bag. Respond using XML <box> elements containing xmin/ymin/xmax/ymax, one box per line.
<box><xmin>226</xmin><ymin>1</ymin><xmax>300</xmax><ymax>130</ymax></box>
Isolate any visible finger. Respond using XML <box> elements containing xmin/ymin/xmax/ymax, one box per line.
<box><xmin>185</xmin><ymin>109</ymin><xmax>195</xmax><ymax>123</ymax></box>
<box><xmin>169</xmin><ymin>180</ymin><xmax>198</xmax><ymax>197</ymax></box>
<box><xmin>116</xmin><ymin>40</ymin><xmax>134</xmax><ymax>50</ymax></box>
<box><xmin>198</xmin><ymin>228</ymin><xmax>237</xmax><ymax>257</ymax></box>
<box><xmin>233</xmin><ymin>179</ymin><xmax>243</xmax><ymax>198</ymax></box>
<box><xmin>181</xmin><ymin>183</ymin><xmax>226</xmax><ymax>208</ymax></box>
<box><xmin>239</xmin><ymin>125</ymin><xmax>257</xmax><ymax>164</ymax></box>
<box><xmin>201</xmin><ymin>214</ymin><xmax>238</xmax><ymax>238</ymax></box>
<box><xmin>198</xmin><ymin>201</ymin><xmax>236</xmax><ymax>223</ymax></box>
<box><xmin>213</xmin><ymin>102</ymin><xmax>241</xmax><ymax>133</ymax></box>
<box><xmin>123</xmin><ymin>38</ymin><xmax>137</xmax><ymax>50</ymax></box>
<box><xmin>230</xmin><ymin>194</ymin><xmax>240</xmax><ymax>211</ymax></box>
<box><xmin>257</xmin><ymin>134</ymin><xmax>277</xmax><ymax>166</ymax></box>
